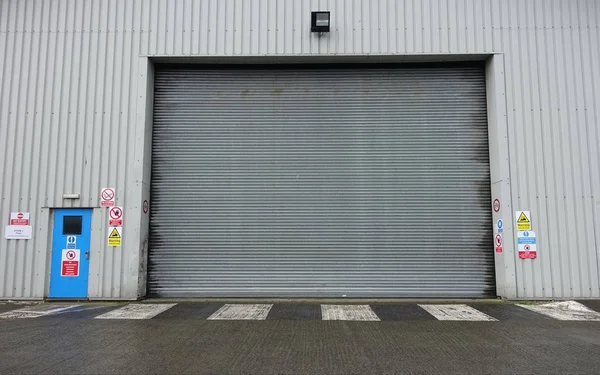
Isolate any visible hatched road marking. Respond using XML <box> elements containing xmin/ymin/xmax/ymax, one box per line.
<box><xmin>94</xmin><ymin>303</ymin><xmax>176</xmax><ymax>320</ymax></box>
<box><xmin>0</xmin><ymin>304</ymin><xmax>80</xmax><ymax>319</ymax></box>
<box><xmin>418</xmin><ymin>304</ymin><xmax>498</xmax><ymax>321</ymax></box>
<box><xmin>207</xmin><ymin>304</ymin><xmax>273</xmax><ymax>320</ymax></box>
<box><xmin>321</xmin><ymin>305</ymin><xmax>380</xmax><ymax>321</ymax></box>
<box><xmin>517</xmin><ymin>301</ymin><xmax>600</xmax><ymax>321</ymax></box>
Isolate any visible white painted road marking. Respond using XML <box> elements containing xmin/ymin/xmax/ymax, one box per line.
<box><xmin>517</xmin><ymin>301</ymin><xmax>600</xmax><ymax>321</ymax></box>
<box><xmin>207</xmin><ymin>304</ymin><xmax>273</xmax><ymax>320</ymax></box>
<box><xmin>419</xmin><ymin>304</ymin><xmax>498</xmax><ymax>321</ymax></box>
<box><xmin>0</xmin><ymin>304</ymin><xmax>80</xmax><ymax>319</ymax></box>
<box><xmin>321</xmin><ymin>305</ymin><xmax>380</xmax><ymax>321</ymax></box>
<box><xmin>94</xmin><ymin>304</ymin><xmax>176</xmax><ymax>320</ymax></box>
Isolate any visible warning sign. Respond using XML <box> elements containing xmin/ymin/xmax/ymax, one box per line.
<box><xmin>100</xmin><ymin>188</ymin><xmax>115</xmax><ymax>207</ymax></box>
<box><xmin>495</xmin><ymin>233</ymin><xmax>503</xmax><ymax>253</ymax></box>
<box><xmin>109</xmin><ymin>206</ymin><xmax>123</xmax><ymax>226</ymax></box>
<box><xmin>493</xmin><ymin>199</ymin><xmax>500</xmax><ymax>213</ymax></box>
<box><xmin>10</xmin><ymin>212</ymin><xmax>30</xmax><ymax>225</ymax></box>
<box><xmin>515</xmin><ymin>211</ymin><xmax>531</xmax><ymax>231</ymax></box>
<box><xmin>517</xmin><ymin>231</ymin><xmax>537</xmax><ymax>259</ymax></box>
<box><xmin>108</xmin><ymin>227</ymin><xmax>122</xmax><ymax>247</ymax></box>
<box><xmin>61</xmin><ymin>249</ymin><xmax>80</xmax><ymax>276</ymax></box>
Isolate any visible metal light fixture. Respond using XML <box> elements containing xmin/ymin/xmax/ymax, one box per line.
<box><xmin>311</xmin><ymin>11</ymin><xmax>330</xmax><ymax>33</ymax></box>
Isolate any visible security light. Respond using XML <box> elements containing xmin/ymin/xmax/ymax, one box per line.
<box><xmin>311</xmin><ymin>11</ymin><xmax>330</xmax><ymax>33</ymax></box>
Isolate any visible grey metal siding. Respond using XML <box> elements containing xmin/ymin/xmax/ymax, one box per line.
<box><xmin>149</xmin><ymin>64</ymin><xmax>494</xmax><ymax>297</ymax></box>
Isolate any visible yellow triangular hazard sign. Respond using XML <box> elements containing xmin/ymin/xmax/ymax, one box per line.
<box><xmin>517</xmin><ymin>212</ymin><xmax>530</xmax><ymax>223</ymax></box>
<box><xmin>109</xmin><ymin>228</ymin><xmax>121</xmax><ymax>238</ymax></box>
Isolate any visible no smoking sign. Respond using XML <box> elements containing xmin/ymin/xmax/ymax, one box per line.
<box><xmin>109</xmin><ymin>206</ymin><xmax>123</xmax><ymax>226</ymax></box>
<box><xmin>100</xmin><ymin>188</ymin><xmax>115</xmax><ymax>207</ymax></box>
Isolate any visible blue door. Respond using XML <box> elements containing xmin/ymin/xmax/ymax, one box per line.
<box><xmin>49</xmin><ymin>208</ymin><xmax>92</xmax><ymax>298</ymax></box>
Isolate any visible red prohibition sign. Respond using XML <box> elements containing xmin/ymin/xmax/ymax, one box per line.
<box><xmin>17</xmin><ymin>213</ymin><xmax>24</xmax><ymax>219</ymax></box>
<box><xmin>524</xmin><ymin>244</ymin><xmax>531</xmax><ymax>251</ymax></box>
<box><xmin>66</xmin><ymin>250</ymin><xmax>76</xmax><ymax>260</ymax></box>
<box><xmin>493</xmin><ymin>198</ymin><xmax>501</xmax><ymax>212</ymax></box>
<box><xmin>102</xmin><ymin>188</ymin><xmax>115</xmax><ymax>201</ymax></box>
<box><xmin>495</xmin><ymin>234</ymin><xmax>502</xmax><ymax>247</ymax></box>
<box><xmin>109</xmin><ymin>207</ymin><xmax>123</xmax><ymax>220</ymax></box>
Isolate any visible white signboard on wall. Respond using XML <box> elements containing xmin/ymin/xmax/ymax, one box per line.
<box><xmin>5</xmin><ymin>225</ymin><xmax>33</xmax><ymax>239</ymax></box>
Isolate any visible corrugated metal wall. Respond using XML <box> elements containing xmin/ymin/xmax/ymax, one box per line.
<box><xmin>0</xmin><ymin>0</ymin><xmax>599</xmax><ymax>299</ymax></box>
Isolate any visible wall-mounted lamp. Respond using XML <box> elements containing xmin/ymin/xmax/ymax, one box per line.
<box><xmin>311</xmin><ymin>11</ymin><xmax>330</xmax><ymax>33</ymax></box>
<box><xmin>63</xmin><ymin>193</ymin><xmax>80</xmax><ymax>199</ymax></box>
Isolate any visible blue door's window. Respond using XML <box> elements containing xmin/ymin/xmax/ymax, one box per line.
<box><xmin>63</xmin><ymin>216</ymin><xmax>82</xmax><ymax>235</ymax></box>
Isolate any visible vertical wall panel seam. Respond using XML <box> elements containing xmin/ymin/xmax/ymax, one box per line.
<box><xmin>107</xmin><ymin>0</ymin><xmax>120</xmax><ymax>297</ymax></box>
<box><xmin>558</xmin><ymin>13</ymin><xmax>576</xmax><ymax>296</ymax></box>
<box><xmin>83</xmin><ymin>0</ymin><xmax>95</xmax><ymax>205</ymax></box>
<box><xmin>74</xmin><ymin>0</ymin><xmax>86</xmax><ymax>204</ymax></box>
<box><xmin>588</xmin><ymin>0</ymin><xmax>600</xmax><ymax>295</ymax></box>
<box><xmin>570</xmin><ymin>0</ymin><xmax>587</xmax><ymax>295</ymax></box>
<box><xmin>536</xmin><ymin>22</ymin><xmax>555</xmax><ymax>298</ymax></box>
<box><xmin>96</xmin><ymin>0</ymin><xmax>110</xmax><ymax>295</ymax></box>
<box><xmin>18</xmin><ymin>0</ymin><xmax>34</xmax><ymax>296</ymax></box>
<box><xmin>550</xmin><ymin>3</ymin><xmax>566</xmax><ymax>297</ymax></box>
<box><xmin>525</xmin><ymin>1</ymin><xmax>540</xmax><ymax>295</ymax></box>
<box><xmin>593</xmin><ymin>0</ymin><xmax>600</xmax><ymax>295</ymax></box>
<box><xmin>27</xmin><ymin>0</ymin><xmax>45</xmax><ymax>296</ymax></box>
<box><xmin>567</xmin><ymin>4</ymin><xmax>584</xmax><ymax>296</ymax></box>
<box><xmin>555</xmin><ymin>3</ymin><xmax>569</xmax><ymax>297</ymax></box>
<box><xmin>115</xmin><ymin>0</ymin><xmax>129</xmax><ymax>297</ymax></box>
<box><xmin>11</xmin><ymin>0</ymin><xmax>23</xmax><ymax>296</ymax></box>
<box><xmin>0</xmin><ymin>0</ymin><xmax>11</xmax><ymax>294</ymax></box>
<box><xmin>51</xmin><ymin>0</ymin><xmax>66</xmax><ymax>206</ymax></box>
<box><xmin>0</xmin><ymin>0</ymin><xmax>12</xmax><ymax>296</ymax></box>
<box><xmin>573</xmin><ymin>1</ymin><xmax>590</xmax><ymax>294</ymax></box>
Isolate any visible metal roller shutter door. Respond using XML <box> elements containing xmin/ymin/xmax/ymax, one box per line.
<box><xmin>149</xmin><ymin>64</ymin><xmax>495</xmax><ymax>298</ymax></box>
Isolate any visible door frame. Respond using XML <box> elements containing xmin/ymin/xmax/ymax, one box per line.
<box><xmin>47</xmin><ymin>208</ymin><xmax>93</xmax><ymax>299</ymax></box>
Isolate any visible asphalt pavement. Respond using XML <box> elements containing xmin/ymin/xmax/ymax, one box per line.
<box><xmin>0</xmin><ymin>300</ymin><xmax>599</xmax><ymax>374</ymax></box>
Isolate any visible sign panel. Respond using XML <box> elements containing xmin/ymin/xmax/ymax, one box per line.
<box><xmin>495</xmin><ymin>233</ymin><xmax>503</xmax><ymax>253</ymax></box>
<box><xmin>493</xmin><ymin>199</ymin><xmax>500</xmax><ymax>213</ymax></box>
<box><xmin>108</xmin><ymin>206</ymin><xmax>123</xmax><ymax>226</ymax></box>
<box><xmin>515</xmin><ymin>211</ymin><xmax>531</xmax><ymax>231</ymax></box>
<box><xmin>5</xmin><ymin>225</ymin><xmax>33</xmax><ymax>239</ymax></box>
<box><xmin>61</xmin><ymin>249</ymin><xmax>80</xmax><ymax>276</ymax></box>
<box><xmin>66</xmin><ymin>235</ymin><xmax>77</xmax><ymax>249</ymax></box>
<box><xmin>495</xmin><ymin>219</ymin><xmax>503</xmax><ymax>234</ymax></box>
<box><xmin>108</xmin><ymin>226</ymin><xmax>122</xmax><ymax>247</ymax></box>
<box><xmin>10</xmin><ymin>212</ymin><xmax>30</xmax><ymax>225</ymax></box>
<box><xmin>517</xmin><ymin>231</ymin><xmax>537</xmax><ymax>259</ymax></box>
<box><xmin>100</xmin><ymin>188</ymin><xmax>115</xmax><ymax>207</ymax></box>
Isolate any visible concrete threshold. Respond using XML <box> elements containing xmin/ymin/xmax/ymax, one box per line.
<box><xmin>139</xmin><ymin>297</ymin><xmax>509</xmax><ymax>305</ymax></box>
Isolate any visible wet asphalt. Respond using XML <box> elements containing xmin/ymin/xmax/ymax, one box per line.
<box><xmin>0</xmin><ymin>301</ymin><xmax>599</xmax><ymax>374</ymax></box>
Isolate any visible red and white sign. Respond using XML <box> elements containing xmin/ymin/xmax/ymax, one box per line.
<box><xmin>61</xmin><ymin>249</ymin><xmax>80</xmax><ymax>277</ymax></box>
<box><xmin>493</xmin><ymin>199</ymin><xmax>501</xmax><ymax>213</ymax></box>
<box><xmin>100</xmin><ymin>188</ymin><xmax>115</xmax><ymax>207</ymax></box>
<box><xmin>109</xmin><ymin>206</ymin><xmax>123</xmax><ymax>226</ymax></box>
<box><xmin>143</xmin><ymin>200</ymin><xmax>149</xmax><ymax>214</ymax></box>
<box><xmin>495</xmin><ymin>233</ymin><xmax>503</xmax><ymax>253</ymax></box>
<box><xmin>10</xmin><ymin>212</ymin><xmax>30</xmax><ymax>226</ymax></box>
<box><xmin>517</xmin><ymin>231</ymin><xmax>537</xmax><ymax>259</ymax></box>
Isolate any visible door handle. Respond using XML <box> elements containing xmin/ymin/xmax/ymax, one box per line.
<box><xmin>84</xmin><ymin>251</ymin><xmax>90</xmax><ymax>260</ymax></box>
